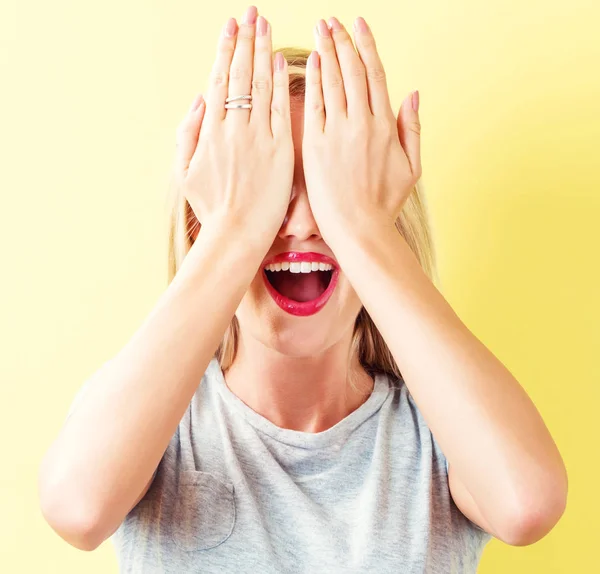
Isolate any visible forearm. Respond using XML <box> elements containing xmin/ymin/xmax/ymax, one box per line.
<box><xmin>329</xmin><ymin>221</ymin><xmax>567</xmax><ymax>528</ymax></box>
<box><xmin>39</xmin><ymin>220</ymin><xmax>267</xmax><ymax>547</ymax></box>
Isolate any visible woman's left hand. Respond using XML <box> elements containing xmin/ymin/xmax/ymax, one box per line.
<box><xmin>302</xmin><ymin>16</ymin><xmax>422</xmax><ymax>244</ymax></box>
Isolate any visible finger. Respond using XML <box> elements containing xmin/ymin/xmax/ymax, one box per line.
<box><xmin>175</xmin><ymin>94</ymin><xmax>207</xmax><ymax>184</ymax></box>
<box><xmin>226</xmin><ymin>5</ymin><xmax>258</xmax><ymax>126</ymax></box>
<box><xmin>270</xmin><ymin>51</ymin><xmax>291</xmax><ymax>139</ymax></box>
<box><xmin>352</xmin><ymin>17</ymin><xmax>393</xmax><ymax>117</ymax></box>
<box><xmin>204</xmin><ymin>17</ymin><xmax>238</xmax><ymax>127</ymax></box>
<box><xmin>250</xmin><ymin>15</ymin><xmax>273</xmax><ymax>127</ymax></box>
<box><xmin>327</xmin><ymin>17</ymin><xmax>369</xmax><ymax>118</ymax></box>
<box><xmin>397</xmin><ymin>91</ymin><xmax>422</xmax><ymax>179</ymax></box>
<box><xmin>303</xmin><ymin>50</ymin><xmax>325</xmax><ymax>134</ymax></box>
<box><xmin>313</xmin><ymin>19</ymin><xmax>346</xmax><ymax>121</ymax></box>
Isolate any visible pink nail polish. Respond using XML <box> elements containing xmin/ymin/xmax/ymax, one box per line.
<box><xmin>355</xmin><ymin>17</ymin><xmax>369</xmax><ymax>33</ymax></box>
<box><xmin>224</xmin><ymin>18</ymin><xmax>237</xmax><ymax>37</ymax></box>
<box><xmin>311</xmin><ymin>50</ymin><xmax>320</xmax><ymax>69</ymax></box>
<box><xmin>328</xmin><ymin>17</ymin><xmax>343</xmax><ymax>32</ymax></box>
<box><xmin>243</xmin><ymin>5</ymin><xmax>257</xmax><ymax>25</ymax></box>
<box><xmin>257</xmin><ymin>16</ymin><xmax>267</xmax><ymax>36</ymax></box>
<box><xmin>317</xmin><ymin>19</ymin><xmax>331</xmax><ymax>37</ymax></box>
<box><xmin>412</xmin><ymin>90</ymin><xmax>419</xmax><ymax>112</ymax></box>
<box><xmin>275</xmin><ymin>52</ymin><xmax>284</xmax><ymax>71</ymax></box>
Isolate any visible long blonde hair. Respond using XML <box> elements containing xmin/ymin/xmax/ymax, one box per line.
<box><xmin>166</xmin><ymin>47</ymin><xmax>438</xmax><ymax>390</ymax></box>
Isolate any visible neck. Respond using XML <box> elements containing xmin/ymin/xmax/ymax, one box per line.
<box><xmin>222</xmin><ymin>329</ymin><xmax>374</xmax><ymax>433</ymax></box>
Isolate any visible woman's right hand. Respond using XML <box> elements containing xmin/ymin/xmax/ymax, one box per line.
<box><xmin>174</xmin><ymin>5</ymin><xmax>294</xmax><ymax>248</ymax></box>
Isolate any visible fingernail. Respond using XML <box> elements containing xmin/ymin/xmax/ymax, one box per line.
<box><xmin>317</xmin><ymin>19</ymin><xmax>331</xmax><ymax>37</ymax></box>
<box><xmin>243</xmin><ymin>5</ymin><xmax>257</xmax><ymax>25</ymax></box>
<box><xmin>275</xmin><ymin>52</ymin><xmax>284</xmax><ymax>71</ymax></box>
<box><xmin>412</xmin><ymin>90</ymin><xmax>419</xmax><ymax>112</ymax></box>
<box><xmin>310</xmin><ymin>50</ymin><xmax>320</xmax><ymax>69</ymax></box>
<box><xmin>354</xmin><ymin>17</ymin><xmax>369</xmax><ymax>33</ymax></box>
<box><xmin>328</xmin><ymin>17</ymin><xmax>343</xmax><ymax>32</ymax></box>
<box><xmin>190</xmin><ymin>93</ymin><xmax>204</xmax><ymax>112</ymax></box>
<box><xmin>224</xmin><ymin>18</ymin><xmax>237</xmax><ymax>37</ymax></box>
<box><xmin>257</xmin><ymin>15</ymin><xmax>267</xmax><ymax>36</ymax></box>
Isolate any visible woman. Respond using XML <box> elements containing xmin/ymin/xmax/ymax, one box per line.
<box><xmin>39</xmin><ymin>5</ymin><xmax>568</xmax><ymax>572</ymax></box>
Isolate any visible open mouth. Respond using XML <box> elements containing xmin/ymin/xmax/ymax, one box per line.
<box><xmin>261</xmin><ymin>256</ymin><xmax>340</xmax><ymax>316</ymax></box>
<box><xmin>264</xmin><ymin>268</ymin><xmax>334</xmax><ymax>302</ymax></box>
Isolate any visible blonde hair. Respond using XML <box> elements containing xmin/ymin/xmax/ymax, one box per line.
<box><xmin>166</xmin><ymin>46</ymin><xmax>438</xmax><ymax>391</ymax></box>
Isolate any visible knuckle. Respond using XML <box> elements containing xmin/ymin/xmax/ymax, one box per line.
<box><xmin>308</xmin><ymin>99</ymin><xmax>325</xmax><ymax>115</ymax></box>
<box><xmin>335</xmin><ymin>31</ymin><xmax>352</xmax><ymax>45</ymax></box>
<box><xmin>328</xmin><ymin>74</ymin><xmax>344</xmax><ymax>90</ymax></box>
<box><xmin>320</xmin><ymin>41</ymin><xmax>336</xmax><ymax>54</ymax></box>
<box><xmin>253</xmin><ymin>40</ymin><xmax>270</xmax><ymax>55</ymax></box>
<box><xmin>348</xmin><ymin>125</ymin><xmax>368</xmax><ymax>147</ymax></box>
<box><xmin>307</xmin><ymin>72</ymin><xmax>322</xmax><ymax>86</ymax></box>
<box><xmin>408</xmin><ymin>120</ymin><xmax>421</xmax><ymax>136</ymax></box>
<box><xmin>352</xmin><ymin>116</ymin><xmax>370</xmax><ymax>135</ymax></box>
<box><xmin>271</xmin><ymin>102</ymin><xmax>286</xmax><ymax>119</ymax></box>
<box><xmin>211</xmin><ymin>70</ymin><xmax>228</xmax><ymax>87</ymax></box>
<box><xmin>175</xmin><ymin>119</ymin><xmax>193</xmax><ymax>138</ymax></box>
<box><xmin>366</xmin><ymin>65</ymin><xmax>386</xmax><ymax>83</ymax></box>
<box><xmin>273</xmin><ymin>72</ymin><xmax>287</xmax><ymax>88</ymax></box>
<box><xmin>360</xmin><ymin>33</ymin><xmax>376</xmax><ymax>49</ymax></box>
<box><xmin>380</xmin><ymin>119</ymin><xmax>396</xmax><ymax>139</ymax></box>
<box><xmin>230</xmin><ymin>65</ymin><xmax>250</xmax><ymax>81</ymax></box>
<box><xmin>237</xmin><ymin>24</ymin><xmax>255</xmax><ymax>41</ymax></box>
<box><xmin>252</xmin><ymin>75</ymin><xmax>272</xmax><ymax>92</ymax></box>
<box><xmin>371</xmin><ymin>119</ymin><xmax>394</xmax><ymax>143</ymax></box>
<box><xmin>218</xmin><ymin>42</ymin><xmax>235</xmax><ymax>57</ymax></box>
<box><xmin>349</xmin><ymin>63</ymin><xmax>365</xmax><ymax>78</ymax></box>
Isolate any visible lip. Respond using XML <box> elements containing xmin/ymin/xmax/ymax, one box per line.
<box><xmin>262</xmin><ymin>251</ymin><xmax>339</xmax><ymax>317</ymax></box>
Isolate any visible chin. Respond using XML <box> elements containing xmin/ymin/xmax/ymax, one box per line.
<box><xmin>238</xmin><ymin>309</ymin><xmax>334</xmax><ymax>358</ymax></box>
<box><xmin>233</xmin><ymin>273</ymin><xmax>363</xmax><ymax>357</ymax></box>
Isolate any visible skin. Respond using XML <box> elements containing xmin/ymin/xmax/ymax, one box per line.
<box><xmin>186</xmin><ymin>6</ymin><xmax>568</xmax><ymax>547</ymax></box>
<box><xmin>224</xmin><ymin>100</ymin><xmax>376</xmax><ymax>435</ymax></box>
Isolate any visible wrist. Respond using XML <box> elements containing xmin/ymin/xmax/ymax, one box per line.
<box><xmin>189</xmin><ymin>217</ymin><xmax>271</xmax><ymax>266</ymax></box>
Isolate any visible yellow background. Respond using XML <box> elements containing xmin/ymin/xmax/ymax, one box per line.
<box><xmin>1</xmin><ymin>0</ymin><xmax>597</xmax><ymax>572</ymax></box>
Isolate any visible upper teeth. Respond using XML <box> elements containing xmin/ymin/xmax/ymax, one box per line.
<box><xmin>265</xmin><ymin>262</ymin><xmax>334</xmax><ymax>273</ymax></box>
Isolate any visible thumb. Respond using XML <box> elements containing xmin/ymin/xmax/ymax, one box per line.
<box><xmin>396</xmin><ymin>90</ymin><xmax>422</xmax><ymax>180</ymax></box>
<box><xmin>174</xmin><ymin>93</ymin><xmax>206</xmax><ymax>184</ymax></box>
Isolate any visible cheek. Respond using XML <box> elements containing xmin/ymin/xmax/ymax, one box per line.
<box><xmin>337</xmin><ymin>273</ymin><xmax>361</xmax><ymax>305</ymax></box>
<box><xmin>234</xmin><ymin>273</ymin><xmax>272</xmax><ymax>319</ymax></box>
<box><xmin>330</xmin><ymin>276</ymin><xmax>364</xmax><ymax>333</ymax></box>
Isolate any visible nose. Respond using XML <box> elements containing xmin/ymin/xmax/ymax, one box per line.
<box><xmin>277</xmin><ymin>187</ymin><xmax>322</xmax><ymax>243</ymax></box>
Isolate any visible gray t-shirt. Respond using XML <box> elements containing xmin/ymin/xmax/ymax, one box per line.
<box><xmin>66</xmin><ymin>356</ymin><xmax>492</xmax><ymax>573</ymax></box>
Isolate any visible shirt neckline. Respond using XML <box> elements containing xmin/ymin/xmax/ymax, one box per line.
<box><xmin>207</xmin><ymin>356</ymin><xmax>392</xmax><ymax>449</ymax></box>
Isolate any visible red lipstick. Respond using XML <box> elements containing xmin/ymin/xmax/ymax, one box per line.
<box><xmin>262</xmin><ymin>251</ymin><xmax>339</xmax><ymax>317</ymax></box>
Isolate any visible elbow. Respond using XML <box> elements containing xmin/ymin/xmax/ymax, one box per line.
<box><xmin>501</xmin><ymin>479</ymin><xmax>568</xmax><ymax>546</ymax></box>
<box><xmin>39</xmin><ymin>492</ymin><xmax>104</xmax><ymax>551</ymax></box>
<box><xmin>38</xmin><ymin>459</ymin><xmax>105</xmax><ymax>551</ymax></box>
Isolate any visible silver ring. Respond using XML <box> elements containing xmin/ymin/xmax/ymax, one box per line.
<box><xmin>225</xmin><ymin>94</ymin><xmax>252</xmax><ymax>103</ymax></box>
<box><xmin>224</xmin><ymin>102</ymin><xmax>253</xmax><ymax>110</ymax></box>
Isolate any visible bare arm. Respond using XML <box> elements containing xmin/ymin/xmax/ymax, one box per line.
<box><xmin>39</xmin><ymin>5</ymin><xmax>293</xmax><ymax>552</ymax></box>
<box><xmin>38</xmin><ymin>221</ymin><xmax>268</xmax><ymax>551</ymax></box>
<box><xmin>327</xmin><ymin>223</ymin><xmax>568</xmax><ymax>546</ymax></box>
